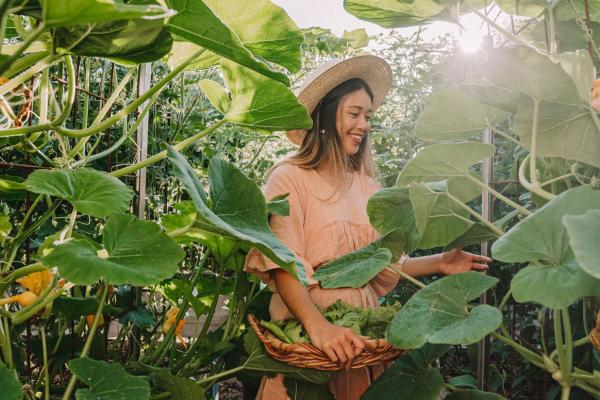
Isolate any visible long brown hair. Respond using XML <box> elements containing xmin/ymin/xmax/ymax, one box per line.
<box><xmin>281</xmin><ymin>78</ymin><xmax>377</xmax><ymax>192</ymax></box>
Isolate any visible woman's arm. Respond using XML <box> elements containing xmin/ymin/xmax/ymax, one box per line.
<box><xmin>272</xmin><ymin>269</ymin><xmax>365</xmax><ymax>370</ymax></box>
<box><xmin>401</xmin><ymin>249</ymin><xmax>492</xmax><ymax>278</ymax></box>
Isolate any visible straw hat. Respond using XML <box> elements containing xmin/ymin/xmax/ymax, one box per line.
<box><xmin>287</xmin><ymin>54</ymin><xmax>393</xmax><ymax>146</ymax></box>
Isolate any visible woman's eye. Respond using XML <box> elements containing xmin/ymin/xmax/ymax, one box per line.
<box><xmin>349</xmin><ymin>113</ymin><xmax>358</xmax><ymax>117</ymax></box>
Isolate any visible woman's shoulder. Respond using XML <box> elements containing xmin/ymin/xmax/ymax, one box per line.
<box><xmin>268</xmin><ymin>162</ymin><xmax>313</xmax><ymax>183</ymax></box>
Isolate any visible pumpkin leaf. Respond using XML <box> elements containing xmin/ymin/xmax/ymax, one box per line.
<box><xmin>387</xmin><ymin>272</ymin><xmax>501</xmax><ymax>349</ymax></box>
<box><xmin>563</xmin><ymin>210</ymin><xmax>600</xmax><ymax>279</ymax></box>
<box><xmin>25</xmin><ymin>168</ymin><xmax>133</xmax><ymax>217</ymax></box>
<box><xmin>494</xmin><ymin>0</ymin><xmax>547</xmax><ymax>18</ymax></box>
<box><xmin>199</xmin><ymin>80</ymin><xmax>230</xmax><ymax>115</ymax></box>
<box><xmin>43</xmin><ymin>0</ymin><xmax>172</xmax><ymax>27</ymax></box>
<box><xmin>267</xmin><ymin>193</ymin><xmax>290</xmax><ymax>217</ymax></box>
<box><xmin>443</xmin><ymin>223</ymin><xmax>500</xmax><ymax>251</ymax></box>
<box><xmin>166</xmin><ymin>0</ymin><xmax>289</xmax><ymax>85</ymax></box>
<box><xmin>361</xmin><ymin>344</ymin><xmax>448</xmax><ymax>400</ymax></box>
<box><xmin>220</xmin><ymin>60</ymin><xmax>312</xmax><ymax>131</ymax></box>
<box><xmin>68</xmin><ymin>357</ymin><xmax>150</xmax><ymax>400</ymax></box>
<box><xmin>167</xmin><ymin>147</ymin><xmax>306</xmax><ymax>283</ymax></box>
<box><xmin>396</xmin><ymin>142</ymin><xmax>494</xmax><ymax>187</ymax></box>
<box><xmin>43</xmin><ymin>214</ymin><xmax>184</xmax><ymax>286</ymax></box>
<box><xmin>312</xmin><ymin>243</ymin><xmax>392</xmax><ymax>289</ymax></box>
<box><xmin>415</xmin><ymin>87</ymin><xmax>509</xmax><ymax>141</ymax></box>
<box><xmin>343</xmin><ymin>0</ymin><xmax>447</xmax><ymax>28</ymax></box>
<box><xmin>0</xmin><ymin>364</ymin><xmax>23</xmax><ymax>400</ymax></box>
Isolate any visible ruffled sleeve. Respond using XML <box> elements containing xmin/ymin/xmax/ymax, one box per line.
<box><xmin>369</xmin><ymin>254</ymin><xmax>408</xmax><ymax>297</ymax></box>
<box><xmin>244</xmin><ymin>164</ymin><xmax>318</xmax><ymax>291</ymax></box>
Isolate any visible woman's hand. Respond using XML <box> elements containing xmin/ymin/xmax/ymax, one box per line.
<box><xmin>438</xmin><ymin>248</ymin><xmax>493</xmax><ymax>275</ymax></box>
<box><xmin>306</xmin><ymin>317</ymin><xmax>366</xmax><ymax>371</ymax></box>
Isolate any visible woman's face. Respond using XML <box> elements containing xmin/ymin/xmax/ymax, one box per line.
<box><xmin>335</xmin><ymin>88</ymin><xmax>373</xmax><ymax>155</ymax></box>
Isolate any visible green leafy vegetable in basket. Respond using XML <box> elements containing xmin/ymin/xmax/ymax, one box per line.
<box><xmin>260</xmin><ymin>300</ymin><xmax>401</xmax><ymax>344</ymax></box>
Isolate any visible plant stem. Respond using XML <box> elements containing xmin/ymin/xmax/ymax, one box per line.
<box><xmin>61</xmin><ymin>285</ymin><xmax>108</xmax><ymax>400</ymax></box>
<box><xmin>387</xmin><ymin>265</ymin><xmax>426</xmax><ymax>289</ymax></box>
<box><xmin>562</xmin><ymin>308</ymin><xmax>574</xmax><ymax>377</ymax></box>
<box><xmin>490</xmin><ymin>331</ymin><xmax>546</xmax><ymax>369</ymax></box>
<box><xmin>487</xmin><ymin>124</ymin><xmax>521</xmax><ymax>146</ymax></box>
<box><xmin>110</xmin><ymin>119</ymin><xmax>224</xmax><ymax>177</ymax></box>
<box><xmin>467</xmin><ymin>174</ymin><xmax>532</xmax><ymax>216</ymax></box>
<box><xmin>499</xmin><ymin>287</ymin><xmax>512</xmax><ymax>314</ymax></box>
<box><xmin>196</xmin><ymin>365</ymin><xmax>244</xmax><ymax>385</ymax></box>
<box><xmin>0</xmin><ymin>22</ymin><xmax>46</xmax><ymax>76</ymax></box>
<box><xmin>40</xmin><ymin>325</ymin><xmax>50</xmax><ymax>400</ymax></box>
<box><xmin>444</xmin><ymin>190</ymin><xmax>505</xmax><ymax>236</ymax></box>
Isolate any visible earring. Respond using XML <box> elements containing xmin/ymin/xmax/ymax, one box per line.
<box><xmin>319</xmin><ymin>129</ymin><xmax>326</xmax><ymax>134</ymax></box>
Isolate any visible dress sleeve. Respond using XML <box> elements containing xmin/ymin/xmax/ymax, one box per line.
<box><xmin>243</xmin><ymin>165</ymin><xmax>318</xmax><ymax>291</ymax></box>
<box><xmin>369</xmin><ymin>254</ymin><xmax>408</xmax><ymax>297</ymax></box>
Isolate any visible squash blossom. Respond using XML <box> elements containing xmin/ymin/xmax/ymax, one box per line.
<box><xmin>0</xmin><ymin>269</ymin><xmax>53</xmax><ymax>307</ymax></box>
<box><xmin>163</xmin><ymin>307</ymin><xmax>187</xmax><ymax>350</ymax></box>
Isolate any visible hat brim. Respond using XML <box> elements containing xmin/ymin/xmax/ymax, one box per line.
<box><xmin>286</xmin><ymin>55</ymin><xmax>392</xmax><ymax>146</ymax></box>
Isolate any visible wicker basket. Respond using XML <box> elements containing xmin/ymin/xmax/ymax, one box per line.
<box><xmin>248</xmin><ymin>314</ymin><xmax>405</xmax><ymax>371</ymax></box>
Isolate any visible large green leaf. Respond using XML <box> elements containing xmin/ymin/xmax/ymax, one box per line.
<box><xmin>52</xmin><ymin>297</ymin><xmax>121</xmax><ymax>320</ymax></box>
<box><xmin>0</xmin><ymin>364</ymin><xmax>23</xmax><ymax>400</ymax></box>
<box><xmin>362</xmin><ymin>344</ymin><xmax>448</xmax><ymax>400</ymax></box>
<box><xmin>158</xmin><ymin>279</ymin><xmax>208</xmax><ymax>317</ymax></box>
<box><xmin>387</xmin><ymin>272</ymin><xmax>501</xmax><ymax>349</ymax></box>
<box><xmin>151</xmin><ymin>367</ymin><xmax>205</xmax><ymax>400</ymax></box>
<box><xmin>492</xmin><ymin>186</ymin><xmax>600</xmax><ymax>308</ymax></box>
<box><xmin>43</xmin><ymin>214</ymin><xmax>184</xmax><ymax>285</ymax></box>
<box><xmin>415</xmin><ymin>87</ymin><xmax>509</xmax><ymax>141</ymax></box>
<box><xmin>25</xmin><ymin>168</ymin><xmax>133</xmax><ymax>217</ymax></box>
<box><xmin>68</xmin><ymin>357</ymin><xmax>150</xmax><ymax>400</ymax></box>
<box><xmin>409</xmin><ymin>182</ymin><xmax>473</xmax><ymax>249</ymax></box>
<box><xmin>510</xmin><ymin>261</ymin><xmax>600</xmax><ymax>309</ymax></box>
<box><xmin>343</xmin><ymin>0</ymin><xmax>447</xmax><ymax>28</ymax></box>
<box><xmin>312</xmin><ymin>243</ymin><xmax>392</xmax><ymax>289</ymax></box>
<box><xmin>53</xmin><ymin>19</ymin><xmax>172</xmax><ymax>64</ymax></box>
<box><xmin>0</xmin><ymin>214</ymin><xmax>12</xmax><ymax>239</ymax></box>
<box><xmin>445</xmin><ymin>389</ymin><xmax>505</xmax><ymax>400</ymax></box>
<box><xmin>555</xmin><ymin>0</ymin><xmax>600</xmax><ymax>22</ymax></box>
<box><xmin>203</xmin><ymin>0</ymin><xmax>303</xmax><ymax>73</ymax></box>
<box><xmin>242</xmin><ymin>330</ymin><xmax>330</xmax><ymax>384</ymax></box>
<box><xmin>396</xmin><ymin>142</ymin><xmax>494</xmax><ymax>187</ymax></box>
<box><xmin>443</xmin><ymin>223</ymin><xmax>500</xmax><ymax>251</ymax></box>
<box><xmin>494</xmin><ymin>0</ymin><xmax>547</xmax><ymax>17</ymax></box>
<box><xmin>220</xmin><ymin>60</ymin><xmax>312</xmax><ymax>131</ymax></box>
<box><xmin>492</xmin><ymin>185</ymin><xmax>600</xmax><ymax>265</ymax></box>
<box><xmin>563</xmin><ymin>210</ymin><xmax>600</xmax><ymax>279</ymax></box>
<box><xmin>199</xmin><ymin>80</ymin><xmax>231</xmax><ymax>114</ymax></box>
<box><xmin>366</xmin><ymin>186</ymin><xmax>421</xmax><ymax>254</ymax></box>
<box><xmin>43</xmin><ymin>0</ymin><xmax>172</xmax><ymax>27</ymax></box>
<box><xmin>166</xmin><ymin>0</ymin><xmax>289</xmax><ymax>85</ymax></box>
<box><xmin>167</xmin><ymin>148</ymin><xmax>306</xmax><ymax>283</ymax></box>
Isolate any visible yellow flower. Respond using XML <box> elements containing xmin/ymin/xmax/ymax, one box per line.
<box><xmin>16</xmin><ymin>270</ymin><xmax>52</xmax><ymax>295</ymax></box>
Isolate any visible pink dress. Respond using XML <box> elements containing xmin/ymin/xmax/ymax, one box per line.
<box><xmin>244</xmin><ymin>163</ymin><xmax>406</xmax><ymax>400</ymax></box>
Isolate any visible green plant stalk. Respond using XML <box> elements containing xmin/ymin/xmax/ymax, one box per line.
<box><xmin>0</xmin><ymin>56</ymin><xmax>75</xmax><ymax>137</ymax></box>
<box><xmin>40</xmin><ymin>325</ymin><xmax>50</xmax><ymax>400</ymax></box>
<box><xmin>54</xmin><ymin>49</ymin><xmax>205</xmax><ymax>139</ymax></box>
<box><xmin>61</xmin><ymin>285</ymin><xmax>108</xmax><ymax>400</ymax></box>
<box><xmin>527</xmin><ymin>100</ymin><xmax>556</xmax><ymax>201</ymax></box>
<box><xmin>11</xmin><ymin>276</ymin><xmax>61</xmax><ymax>325</ymax></box>
<box><xmin>82</xmin><ymin>58</ymin><xmax>90</xmax><ymax>130</ymax></box>
<box><xmin>487</xmin><ymin>124</ymin><xmax>521</xmax><ymax>146</ymax></box>
<box><xmin>173</xmin><ymin>260</ymin><xmax>226</xmax><ymax>374</ymax></box>
<box><xmin>15</xmin><ymin>194</ymin><xmax>43</xmax><ymax>239</ymax></box>
<box><xmin>0</xmin><ymin>55</ymin><xmax>58</xmax><ymax>96</ymax></box>
<box><xmin>444</xmin><ymin>190</ymin><xmax>505</xmax><ymax>236</ymax></box>
<box><xmin>540</xmin><ymin>173</ymin><xmax>576</xmax><ymax>188</ymax></box>
<box><xmin>470</xmin><ymin>8</ymin><xmax>540</xmax><ymax>52</ymax></box>
<box><xmin>0</xmin><ymin>316</ymin><xmax>12</xmax><ymax>368</ymax></box>
<box><xmin>2</xmin><ymin>200</ymin><xmax>61</xmax><ymax>273</ymax></box>
<box><xmin>490</xmin><ymin>331</ymin><xmax>546</xmax><ymax>370</ymax></box>
<box><xmin>553</xmin><ymin>309</ymin><xmax>572</xmax><ymax>393</ymax></box>
<box><xmin>387</xmin><ymin>265</ymin><xmax>426</xmax><ymax>289</ymax></box>
<box><xmin>196</xmin><ymin>365</ymin><xmax>244</xmax><ymax>385</ymax></box>
<box><xmin>498</xmin><ymin>287</ymin><xmax>512</xmax><ymax>314</ymax></box>
<box><xmin>547</xmin><ymin>6</ymin><xmax>558</xmax><ymax>54</ymax></box>
<box><xmin>0</xmin><ymin>22</ymin><xmax>46</xmax><ymax>76</ymax></box>
<box><xmin>110</xmin><ymin>119</ymin><xmax>225</xmax><ymax>177</ymax></box>
<box><xmin>27</xmin><ymin>67</ymin><xmax>50</xmax><ymax>145</ymax></box>
<box><xmin>467</xmin><ymin>174</ymin><xmax>532</xmax><ymax>216</ymax></box>
<box><xmin>68</xmin><ymin>67</ymin><xmax>136</xmax><ymax>158</ymax></box>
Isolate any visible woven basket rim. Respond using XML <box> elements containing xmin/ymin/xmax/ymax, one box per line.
<box><xmin>248</xmin><ymin>314</ymin><xmax>405</xmax><ymax>371</ymax></box>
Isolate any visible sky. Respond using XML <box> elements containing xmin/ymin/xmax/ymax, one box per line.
<box><xmin>271</xmin><ymin>0</ymin><xmax>488</xmax><ymax>51</ymax></box>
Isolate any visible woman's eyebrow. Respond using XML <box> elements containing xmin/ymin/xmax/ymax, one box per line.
<box><xmin>347</xmin><ymin>105</ymin><xmax>373</xmax><ymax>112</ymax></box>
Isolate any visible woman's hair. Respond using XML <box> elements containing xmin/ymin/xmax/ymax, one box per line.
<box><xmin>282</xmin><ymin>78</ymin><xmax>377</xmax><ymax>191</ymax></box>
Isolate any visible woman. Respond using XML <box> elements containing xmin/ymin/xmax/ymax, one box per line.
<box><xmin>244</xmin><ymin>55</ymin><xmax>492</xmax><ymax>400</ymax></box>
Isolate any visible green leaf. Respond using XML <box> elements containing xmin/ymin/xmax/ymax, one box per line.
<box><xmin>220</xmin><ymin>60</ymin><xmax>312</xmax><ymax>131</ymax></box>
<box><xmin>492</xmin><ymin>185</ymin><xmax>600</xmax><ymax>265</ymax></box>
<box><xmin>492</xmin><ymin>186</ymin><xmax>600</xmax><ymax>308</ymax></box>
<box><xmin>158</xmin><ymin>279</ymin><xmax>208</xmax><ymax>317</ymax></box>
<box><xmin>343</xmin><ymin>0</ymin><xmax>447</xmax><ymax>28</ymax></box>
<box><xmin>342</xmin><ymin>28</ymin><xmax>370</xmax><ymax>49</ymax></box>
<box><xmin>362</xmin><ymin>344</ymin><xmax>448</xmax><ymax>400</ymax></box>
<box><xmin>151</xmin><ymin>367</ymin><xmax>205</xmax><ymax>400</ymax></box>
<box><xmin>203</xmin><ymin>0</ymin><xmax>303</xmax><ymax>73</ymax></box>
<box><xmin>494</xmin><ymin>0</ymin><xmax>547</xmax><ymax>18</ymax></box>
<box><xmin>557</xmin><ymin>50</ymin><xmax>596</xmax><ymax>104</ymax></box>
<box><xmin>415</xmin><ymin>87</ymin><xmax>509</xmax><ymax>141</ymax></box>
<box><xmin>396</xmin><ymin>142</ymin><xmax>494</xmax><ymax>187</ymax></box>
<box><xmin>443</xmin><ymin>223</ymin><xmax>500</xmax><ymax>251</ymax></box>
<box><xmin>119</xmin><ymin>306</ymin><xmax>155</xmax><ymax>328</ymax></box>
<box><xmin>242</xmin><ymin>330</ymin><xmax>331</xmax><ymax>384</ymax></box>
<box><xmin>409</xmin><ymin>182</ymin><xmax>473</xmax><ymax>249</ymax></box>
<box><xmin>52</xmin><ymin>297</ymin><xmax>121</xmax><ymax>320</ymax></box>
<box><xmin>199</xmin><ymin>80</ymin><xmax>230</xmax><ymax>114</ymax></box>
<box><xmin>53</xmin><ymin>20</ymin><xmax>173</xmax><ymax>64</ymax></box>
<box><xmin>445</xmin><ymin>389</ymin><xmax>505</xmax><ymax>400</ymax></box>
<box><xmin>0</xmin><ymin>175</ymin><xmax>27</xmax><ymax>201</ymax></box>
<box><xmin>167</xmin><ymin>148</ymin><xmax>306</xmax><ymax>283</ymax></box>
<box><xmin>68</xmin><ymin>357</ymin><xmax>150</xmax><ymax>400</ymax></box>
<box><xmin>387</xmin><ymin>272</ymin><xmax>501</xmax><ymax>348</ymax></box>
<box><xmin>447</xmin><ymin>374</ymin><xmax>478</xmax><ymax>389</ymax></box>
<box><xmin>166</xmin><ymin>0</ymin><xmax>290</xmax><ymax>85</ymax></box>
<box><xmin>267</xmin><ymin>193</ymin><xmax>290</xmax><ymax>217</ymax></box>
<box><xmin>0</xmin><ymin>214</ymin><xmax>12</xmax><ymax>239</ymax></box>
<box><xmin>25</xmin><ymin>168</ymin><xmax>133</xmax><ymax>217</ymax></box>
<box><xmin>43</xmin><ymin>214</ymin><xmax>184</xmax><ymax>286</ymax></box>
<box><xmin>43</xmin><ymin>0</ymin><xmax>172</xmax><ymax>27</ymax></box>
<box><xmin>367</xmin><ymin>186</ymin><xmax>419</xmax><ymax>239</ymax></box>
<box><xmin>563</xmin><ymin>210</ymin><xmax>600</xmax><ymax>279</ymax></box>
<box><xmin>312</xmin><ymin>243</ymin><xmax>392</xmax><ymax>289</ymax></box>
<box><xmin>0</xmin><ymin>364</ymin><xmax>23</xmax><ymax>400</ymax></box>
<box><xmin>283</xmin><ymin>378</ymin><xmax>333</xmax><ymax>400</ymax></box>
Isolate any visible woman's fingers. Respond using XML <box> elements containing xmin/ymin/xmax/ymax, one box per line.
<box><xmin>351</xmin><ymin>334</ymin><xmax>367</xmax><ymax>356</ymax></box>
<box><xmin>322</xmin><ymin>344</ymin><xmax>338</xmax><ymax>364</ymax></box>
<box><xmin>472</xmin><ymin>263</ymin><xmax>489</xmax><ymax>270</ymax></box>
<box><xmin>340</xmin><ymin>336</ymin><xmax>356</xmax><ymax>370</ymax></box>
